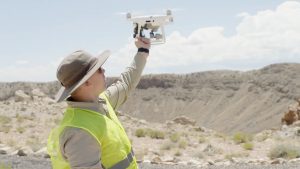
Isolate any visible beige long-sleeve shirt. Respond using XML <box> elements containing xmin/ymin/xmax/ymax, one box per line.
<box><xmin>60</xmin><ymin>52</ymin><xmax>148</xmax><ymax>169</ymax></box>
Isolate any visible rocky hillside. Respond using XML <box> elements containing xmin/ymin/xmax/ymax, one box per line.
<box><xmin>0</xmin><ymin>63</ymin><xmax>299</xmax><ymax>134</ymax></box>
<box><xmin>1</xmin><ymin>92</ymin><xmax>300</xmax><ymax>167</ymax></box>
<box><xmin>123</xmin><ymin>63</ymin><xmax>300</xmax><ymax>133</ymax></box>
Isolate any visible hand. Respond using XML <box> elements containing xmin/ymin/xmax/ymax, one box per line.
<box><xmin>135</xmin><ymin>37</ymin><xmax>151</xmax><ymax>49</ymax></box>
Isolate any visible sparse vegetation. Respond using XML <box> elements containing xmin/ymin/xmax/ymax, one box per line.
<box><xmin>160</xmin><ymin>141</ymin><xmax>174</xmax><ymax>150</ymax></box>
<box><xmin>198</xmin><ymin>136</ymin><xmax>206</xmax><ymax>143</ymax></box>
<box><xmin>0</xmin><ymin>115</ymin><xmax>11</xmax><ymax>125</ymax></box>
<box><xmin>255</xmin><ymin>132</ymin><xmax>270</xmax><ymax>142</ymax></box>
<box><xmin>194</xmin><ymin>152</ymin><xmax>205</xmax><ymax>159</ymax></box>
<box><xmin>174</xmin><ymin>149</ymin><xmax>182</xmax><ymax>156</ymax></box>
<box><xmin>242</xmin><ymin>142</ymin><xmax>254</xmax><ymax>150</ymax></box>
<box><xmin>0</xmin><ymin>125</ymin><xmax>11</xmax><ymax>133</ymax></box>
<box><xmin>178</xmin><ymin>140</ymin><xmax>187</xmax><ymax>149</ymax></box>
<box><xmin>6</xmin><ymin>139</ymin><xmax>16</xmax><ymax>147</ymax></box>
<box><xmin>214</xmin><ymin>132</ymin><xmax>227</xmax><ymax>140</ymax></box>
<box><xmin>16</xmin><ymin>126</ymin><xmax>26</xmax><ymax>134</ymax></box>
<box><xmin>26</xmin><ymin>137</ymin><xmax>44</xmax><ymax>152</ymax></box>
<box><xmin>0</xmin><ymin>163</ymin><xmax>12</xmax><ymax>169</ymax></box>
<box><xmin>135</xmin><ymin>148</ymin><xmax>148</xmax><ymax>161</ymax></box>
<box><xmin>169</xmin><ymin>133</ymin><xmax>181</xmax><ymax>143</ymax></box>
<box><xmin>148</xmin><ymin>129</ymin><xmax>165</xmax><ymax>139</ymax></box>
<box><xmin>268</xmin><ymin>144</ymin><xmax>300</xmax><ymax>159</ymax></box>
<box><xmin>135</xmin><ymin>128</ymin><xmax>147</xmax><ymax>137</ymax></box>
<box><xmin>233</xmin><ymin>132</ymin><xmax>253</xmax><ymax>144</ymax></box>
<box><xmin>135</xmin><ymin>128</ymin><xmax>165</xmax><ymax>139</ymax></box>
<box><xmin>16</xmin><ymin>113</ymin><xmax>34</xmax><ymax>123</ymax></box>
<box><xmin>224</xmin><ymin>152</ymin><xmax>249</xmax><ymax>160</ymax></box>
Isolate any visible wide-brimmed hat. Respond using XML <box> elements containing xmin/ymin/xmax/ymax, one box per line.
<box><xmin>55</xmin><ymin>50</ymin><xmax>110</xmax><ymax>102</ymax></box>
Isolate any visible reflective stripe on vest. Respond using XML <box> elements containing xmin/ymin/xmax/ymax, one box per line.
<box><xmin>105</xmin><ymin>149</ymin><xmax>135</xmax><ymax>169</ymax></box>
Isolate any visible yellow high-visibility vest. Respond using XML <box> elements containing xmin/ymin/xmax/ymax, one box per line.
<box><xmin>47</xmin><ymin>93</ymin><xmax>138</xmax><ymax>169</ymax></box>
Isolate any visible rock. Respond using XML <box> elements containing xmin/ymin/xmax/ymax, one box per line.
<box><xmin>143</xmin><ymin>160</ymin><xmax>151</xmax><ymax>163</ymax></box>
<box><xmin>35</xmin><ymin>147</ymin><xmax>49</xmax><ymax>158</ymax></box>
<box><xmin>202</xmin><ymin>144</ymin><xmax>220</xmax><ymax>156</ymax></box>
<box><xmin>162</xmin><ymin>156</ymin><xmax>175</xmax><ymax>163</ymax></box>
<box><xmin>207</xmin><ymin>160</ymin><xmax>214</xmax><ymax>165</ymax></box>
<box><xmin>187</xmin><ymin>159</ymin><xmax>200</xmax><ymax>166</ymax></box>
<box><xmin>0</xmin><ymin>149</ymin><xmax>7</xmax><ymax>155</ymax></box>
<box><xmin>0</xmin><ymin>146</ymin><xmax>12</xmax><ymax>155</ymax></box>
<box><xmin>14</xmin><ymin>90</ymin><xmax>31</xmax><ymax>102</ymax></box>
<box><xmin>17</xmin><ymin>149</ymin><xmax>27</xmax><ymax>156</ymax></box>
<box><xmin>172</xmin><ymin>116</ymin><xmax>196</xmax><ymax>126</ymax></box>
<box><xmin>193</xmin><ymin>126</ymin><xmax>205</xmax><ymax>132</ymax></box>
<box><xmin>292</xmin><ymin>120</ymin><xmax>300</xmax><ymax>127</ymax></box>
<box><xmin>43</xmin><ymin>97</ymin><xmax>55</xmax><ymax>105</ymax></box>
<box><xmin>138</xmin><ymin>119</ymin><xmax>148</xmax><ymax>125</ymax></box>
<box><xmin>289</xmin><ymin>158</ymin><xmax>300</xmax><ymax>163</ymax></box>
<box><xmin>151</xmin><ymin>156</ymin><xmax>162</xmax><ymax>164</ymax></box>
<box><xmin>165</xmin><ymin>120</ymin><xmax>175</xmax><ymax>126</ymax></box>
<box><xmin>31</xmin><ymin>88</ymin><xmax>45</xmax><ymax>97</ymax></box>
<box><xmin>271</xmin><ymin>158</ymin><xmax>286</xmax><ymax>164</ymax></box>
<box><xmin>44</xmin><ymin>153</ymin><xmax>50</xmax><ymax>158</ymax></box>
<box><xmin>222</xmin><ymin>161</ymin><xmax>231</xmax><ymax>166</ymax></box>
<box><xmin>178</xmin><ymin>161</ymin><xmax>188</xmax><ymax>165</ymax></box>
<box><xmin>16</xmin><ymin>146</ymin><xmax>34</xmax><ymax>156</ymax></box>
<box><xmin>281</xmin><ymin>101</ymin><xmax>300</xmax><ymax>125</ymax></box>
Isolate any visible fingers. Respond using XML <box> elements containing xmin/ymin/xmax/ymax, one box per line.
<box><xmin>135</xmin><ymin>37</ymin><xmax>151</xmax><ymax>49</ymax></box>
<box><xmin>138</xmin><ymin>37</ymin><xmax>150</xmax><ymax>45</ymax></box>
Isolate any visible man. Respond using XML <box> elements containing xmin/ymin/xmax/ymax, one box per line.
<box><xmin>47</xmin><ymin>37</ymin><xmax>150</xmax><ymax>169</ymax></box>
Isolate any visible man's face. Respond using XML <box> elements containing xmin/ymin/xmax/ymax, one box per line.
<box><xmin>88</xmin><ymin>67</ymin><xmax>106</xmax><ymax>95</ymax></box>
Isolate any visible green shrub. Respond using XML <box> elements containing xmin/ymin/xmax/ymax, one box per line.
<box><xmin>233</xmin><ymin>132</ymin><xmax>252</xmax><ymax>144</ymax></box>
<box><xmin>148</xmin><ymin>129</ymin><xmax>165</xmax><ymax>139</ymax></box>
<box><xmin>135</xmin><ymin>128</ymin><xmax>147</xmax><ymax>137</ymax></box>
<box><xmin>243</xmin><ymin>142</ymin><xmax>254</xmax><ymax>150</ymax></box>
<box><xmin>170</xmin><ymin>133</ymin><xmax>181</xmax><ymax>143</ymax></box>
<box><xmin>255</xmin><ymin>132</ymin><xmax>270</xmax><ymax>142</ymax></box>
<box><xmin>268</xmin><ymin>144</ymin><xmax>300</xmax><ymax>159</ymax></box>
<box><xmin>0</xmin><ymin>163</ymin><xmax>12</xmax><ymax>169</ymax></box>
<box><xmin>16</xmin><ymin>126</ymin><xmax>26</xmax><ymax>134</ymax></box>
<box><xmin>178</xmin><ymin>140</ymin><xmax>187</xmax><ymax>149</ymax></box>
<box><xmin>160</xmin><ymin>142</ymin><xmax>174</xmax><ymax>150</ymax></box>
<box><xmin>198</xmin><ymin>136</ymin><xmax>206</xmax><ymax>143</ymax></box>
<box><xmin>0</xmin><ymin>115</ymin><xmax>11</xmax><ymax>125</ymax></box>
<box><xmin>174</xmin><ymin>150</ymin><xmax>182</xmax><ymax>156</ymax></box>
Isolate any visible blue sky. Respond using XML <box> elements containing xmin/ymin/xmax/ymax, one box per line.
<box><xmin>0</xmin><ymin>0</ymin><xmax>299</xmax><ymax>82</ymax></box>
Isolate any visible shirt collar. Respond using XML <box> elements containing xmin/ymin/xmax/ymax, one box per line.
<box><xmin>66</xmin><ymin>97</ymin><xmax>107</xmax><ymax>115</ymax></box>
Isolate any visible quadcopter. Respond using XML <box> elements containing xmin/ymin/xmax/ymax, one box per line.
<box><xmin>126</xmin><ymin>10</ymin><xmax>173</xmax><ymax>44</ymax></box>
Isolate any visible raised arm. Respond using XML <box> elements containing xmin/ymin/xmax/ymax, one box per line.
<box><xmin>104</xmin><ymin>38</ymin><xmax>150</xmax><ymax>110</ymax></box>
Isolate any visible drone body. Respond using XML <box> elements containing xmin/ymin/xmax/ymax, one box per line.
<box><xmin>126</xmin><ymin>10</ymin><xmax>173</xmax><ymax>44</ymax></box>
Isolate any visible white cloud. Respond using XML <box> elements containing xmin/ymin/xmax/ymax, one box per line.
<box><xmin>108</xmin><ymin>1</ymin><xmax>300</xmax><ymax>75</ymax></box>
<box><xmin>0</xmin><ymin>59</ymin><xmax>61</xmax><ymax>82</ymax></box>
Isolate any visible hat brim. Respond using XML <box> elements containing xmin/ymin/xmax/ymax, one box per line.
<box><xmin>55</xmin><ymin>50</ymin><xmax>111</xmax><ymax>102</ymax></box>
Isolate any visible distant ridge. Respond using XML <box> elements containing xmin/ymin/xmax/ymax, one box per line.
<box><xmin>0</xmin><ymin>63</ymin><xmax>299</xmax><ymax>133</ymax></box>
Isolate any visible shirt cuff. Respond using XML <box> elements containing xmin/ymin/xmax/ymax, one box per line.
<box><xmin>138</xmin><ymin>48</ymin><xmax>149</xmax><ymax>54</ymax></box>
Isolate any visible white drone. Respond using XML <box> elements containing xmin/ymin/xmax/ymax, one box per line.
<box><xmin>126</xmin><ymin>10</ymin><xmax>173</xmax><ymax>44</ymax></box>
